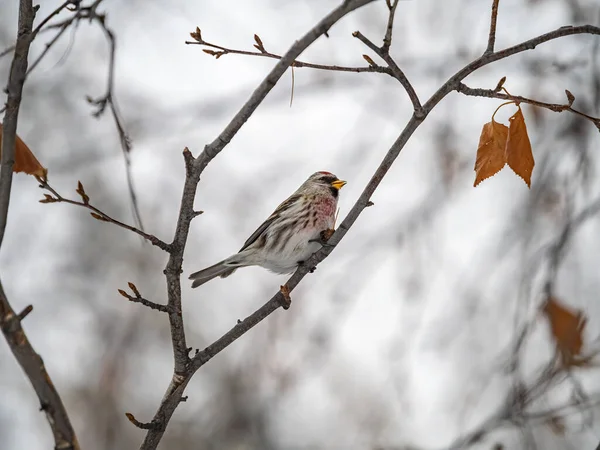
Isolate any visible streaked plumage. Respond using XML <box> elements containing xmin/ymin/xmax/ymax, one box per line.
<box><xmin>189</xmin><ymin>171</ymin><xmax>346</xmax><ymax>288</ymax></box>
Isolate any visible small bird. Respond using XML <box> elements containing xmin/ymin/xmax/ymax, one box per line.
<box><xmin>189</xmin><ymin>171</ymin><xmax>346</xmax><ymax>288</ymax></box>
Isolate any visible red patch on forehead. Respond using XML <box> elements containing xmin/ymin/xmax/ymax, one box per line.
<box><xmin>318</xmin><ymin>171</ymin><xmax>334</xmax><ymax>176</ymax></box>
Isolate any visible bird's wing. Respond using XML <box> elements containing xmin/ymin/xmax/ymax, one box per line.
<box><xmin>238</xmin><ymin>194</ymin><xmax>302</xmax><ymax>252</ymax></box>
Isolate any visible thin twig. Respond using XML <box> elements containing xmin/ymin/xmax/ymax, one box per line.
<box><xmin>0</xmin><ymin>2</ymin><xmax>79</xmax><ymax>448</ymax></box>
<box><xmin>352</xmin><ymin>30</ymin><xmax>423</xmax><ymax>115</ymax></box>
<box><xmin>186</xmin><ymin>30</ymin><xmax>392</xmax><ymax>75</ymax></box>
<box><xmin>118</xmin><ymin>282</ymin><xmax>171</xmax><ymax>313</ymax></box>
<box><xmin>486</xmin><ymin>0</ymin><xmax>501</xmax><ymax>54</ymax></box>
<box><xmin>382</xmin><ymin>0</ymin><xmax>399</xmax><ymax>53</ymax></box>
<box><xmin>38</xmin><ymin>179</ymin><xmax>170</xmax><ymax>251</ymax></box>
<box><xmin>85</xmin><ymin>11</ymin><xmax>145</xmax><ymax>233</ymax></box>
<box><xmin>0</xmin><ymin>0</ymin><xmax>72</xmax><ymax>60</ymax></box>
<box><xmin>457</xmin><ymin>82</ymin><xmax>600</xmax><ymax>130</ymax></box>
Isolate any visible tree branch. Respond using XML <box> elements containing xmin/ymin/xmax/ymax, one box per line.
<box><xmin>0</xmin><ymin>2</ymin><xmax>79</xmax><ymax>448</ymax></box>
<box><xmin>38</xmin><ymin>178</ymin><xmax>171</xmax><ymax>251</ymax></box>
<box><xmin>486</xmin><ymin>0</ymin><xmax>501</xmax><ymax>54</ymax></box>
<box><xmin>457</xmin><ymin>82</ymin><xmax>600</xmax><ymax>130</ymax></box>
<box><xmin>118</xmin><ymin>282</ymin><xmax>172</xmax><ymax>313</ymax></box>
<box><xmin>0</xmin><ymin>282</ymin><xmax>80</xmax><ymax>450</ymax></box>
<box><xmin>352</xmin><ymin>30</ymin><xmax>423</xmax><ymax>115</ymax></box>
<box><xmin>0</xmin><ymin>1</ymin><xmax>36</xmax><ymax>247</ymax></box>
<box><xmin>382</xmin><ymin>0</ymin><xmax>399</xmax><ymax>53</ymax></box>
<box><xmin>186</xmin><ymin>29</ymin><xmax>392</xmax><ymax>75</ymax></box>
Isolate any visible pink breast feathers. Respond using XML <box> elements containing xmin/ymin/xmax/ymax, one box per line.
<box><xmin>314</xmin><ymin>194</ymin><xmax>336</xmax><ymax>218</ymax></box>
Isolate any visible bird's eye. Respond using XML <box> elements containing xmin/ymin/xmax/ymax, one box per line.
<box><xmin>319</xmin><ymin>175</ymin><xmax>337</xmax><ymax>184</ymax></box>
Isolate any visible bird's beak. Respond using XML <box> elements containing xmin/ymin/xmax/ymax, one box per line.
<box><xmin>331</xmin><ymin>179</ymin><xmax>347</xmax><ymax>190</ymax></box>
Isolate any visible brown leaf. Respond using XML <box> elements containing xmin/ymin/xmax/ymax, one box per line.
<box><xmin>474</xmin><ymin>120</ymin><xmax>508</xmax><ymax>186</ymax></box>
<box><xmin>117</xmin><ymin>289</ymin><xmax>129</xmax><ymax>298</ymax></box>
<box><xmin>0</xmin><ymin>124</ymin><xmax>47</xmax><ymax>179</ymax></box>
<box><xmin>505</xmin><ymin>107</ymin><xmax>534</xmax><ymax>187</ymax></box>
<box><xmin>542</xmin><ymin>297</ymin><xmax>587</xmax><ymax>368</ymax></box>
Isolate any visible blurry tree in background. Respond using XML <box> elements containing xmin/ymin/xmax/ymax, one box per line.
<box><xmin>1</xmin><ymin>0</ymin><xmax>600</xmax><ymax>449</ymax></box>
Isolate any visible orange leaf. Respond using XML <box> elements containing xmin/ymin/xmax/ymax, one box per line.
<box><xmin>474</xmin><ymin>120</ymin><xmax>508</xmax><ymax>186</ymax></box>
<box><xmin>505</xmin><ymin>107</ymin><xmax>534</xmax><ymax>187</ymax></box>
<box><xmin>0</xmin><ymin>124</ymin><xmax>47</xmax><ymax>179</ymax></box>
<box><xmin>542</xmin><ymin>297</ymin><xmax>587</xmax><ymax>368</ymax></box>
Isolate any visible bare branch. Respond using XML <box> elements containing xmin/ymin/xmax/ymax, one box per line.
<box><xmin>38</xmin><ymin>179</ymin><xmax>170</xmax><ymax>251</ymax></box>
<box><xmin>83</xmin><ymin>8</ymin><xmax>145</xmax><ymax>232</ymax></box>
<box><xmin>118</xmin><ymin>283</ymin><xmax>171</xmax><ymax>313</ymax></box>
<box><xmin>0</xmin><ymin>1</ymin><xmax>36</xmax><ymax>247</ymax></box>
<box><xmin>457</xmin><ymin>82</ymin><xmax>600</xmax><ymax>130</ymax></box>
<box><xmin>486</xmin><ymin>0</ymin><xmax>501</xmax><ymax>54</ymax></box>
<box><xmin>186</xmin><ymin>27</ymin><xmax>392</xmax><ymax>75</ymax></box>
<box><xmin>0</xmin><ymin>1</ymin><xmax>71</xmax><ymax>60</ymax></box>
<box><xmin>352</xmin><ymin>30</ymin><xmax>423</xmax><ymax>115</ymax></box>
<box><xmin>0</xmin><ymin>282</ymin><xmax>80</xmax><ymax>449</ymax></box>
<box><xmin>0</xmin><ymin>3</ymin><xmax>79</xmax><ymax>448</ymax></box>
<box><xmin>382</xmin><ymin>0</ymin><xmax>399</xmax><ymax>53</ymax></box>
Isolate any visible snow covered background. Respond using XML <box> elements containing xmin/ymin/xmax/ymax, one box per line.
<box><xmin>1</xmin><ymin>0</ymin><xmax>600</xmax><ymax>448</ymax></box>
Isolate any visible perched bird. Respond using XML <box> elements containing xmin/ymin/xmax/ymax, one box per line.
<box><xmin>189</xmin><ymin>171</ymin><xmax>346</xmax><ymax>288</ymax></box>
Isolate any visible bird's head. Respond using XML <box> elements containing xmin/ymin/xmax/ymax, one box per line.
<box><xmin>304</xmin><ymin>171</ymin><xmax>347</xmax><ymax>198</ymax></box>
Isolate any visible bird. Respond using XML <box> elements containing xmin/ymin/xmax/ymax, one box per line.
<box><xmin>189</xmin><ymin>171</ymin><xmax>346</xmax><ymax>288</ymax></box>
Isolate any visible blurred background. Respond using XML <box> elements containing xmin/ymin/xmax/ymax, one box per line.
<box><xmin>1</xmin><ymin>0</ymin><xmax>600</xmax><ymax>449</ymax></box>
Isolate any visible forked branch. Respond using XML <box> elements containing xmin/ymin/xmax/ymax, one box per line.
<box><xmin>0</xmin><ymin>1</ymin><xmax>80</xmax><ymax>448</ymax></box>
<box><xmin>137</xmin><ymin>2</ymin><xmax>600</xmax><ymax>450</ymax></box>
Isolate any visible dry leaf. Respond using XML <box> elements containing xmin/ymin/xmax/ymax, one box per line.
<box><xmin>505</xmin><ymin>107</ymin><xmax>534</xmax><ymax>187</ymax></box>
<box><xmin>542</xmin><ymin>297</ymin><xmax>587</xmax><ymax>368</ymax></box>
<box><xmin>0</xmin><ymin>124</ymin><xmax>47</xmax><ymax>179</ymax></box>
<box><xmin>474</xmin><ymin>120</ymin><xmax>508</xmax><ymax>186</ymax></box>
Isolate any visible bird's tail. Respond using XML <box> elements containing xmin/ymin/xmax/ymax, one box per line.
<box><xmin>188</xmin><ymin>257</ymin><xmax>243</xmax><ymax>288</ymax></box>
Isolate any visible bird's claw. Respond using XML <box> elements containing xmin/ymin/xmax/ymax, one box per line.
<box><xmin>279</xmin><ymin>285</ymin><xmax>292</xmax><ymax>310</ymax></box>
<box><xmin>298</xmin><ymin>260</ymin><xmax>317</xmax><ymax>273</ymax></box>
<box><xmin>308</xmin><ymin>228</ymin><xmax>336</xmax><ymax>247</ymax></box>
